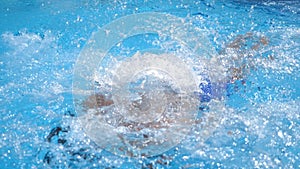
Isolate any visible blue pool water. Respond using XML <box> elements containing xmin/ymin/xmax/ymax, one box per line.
<box><xmin>1</xmin><ymin>0</ymin><xmax>300</xmax><ymax>168</ymax></box>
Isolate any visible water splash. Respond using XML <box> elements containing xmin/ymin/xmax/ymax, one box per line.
<box><xmin>0</xmin><ymin>1</ymin><xmax>300</xmax><ymax>168</ymax></box>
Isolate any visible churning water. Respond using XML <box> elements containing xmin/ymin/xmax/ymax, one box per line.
<box><xmin>0</xmin><ymin>0</ymin><xmax>300</xmax><ymax>168</ymax></box>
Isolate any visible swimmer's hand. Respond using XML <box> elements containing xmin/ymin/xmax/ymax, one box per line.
<box><xmin>82</xmin><ymin>93</ymin><xmax>113</xmax><ymax>110</ymax></box>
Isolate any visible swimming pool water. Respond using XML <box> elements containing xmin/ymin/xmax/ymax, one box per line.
<box><xmin>0</xmin><ymin>0</ymin><xmax>300</xmax><ymax>168</ymax></box>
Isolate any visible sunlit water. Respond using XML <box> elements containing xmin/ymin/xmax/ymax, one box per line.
<box><xmin>1</xmin><ymin>0</ymin><xmax>300</xmax><ymax>168</ymax></box>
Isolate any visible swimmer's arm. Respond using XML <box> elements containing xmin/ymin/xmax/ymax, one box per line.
<box><xmin>220</xmin><ymin>32</ymin><xmax>269</xmax><ymax>82</ymax></box>
<box><xmin>226</xmin><ymin>32</ymin><xmax>268</xmax><ymax>50</ymax></box>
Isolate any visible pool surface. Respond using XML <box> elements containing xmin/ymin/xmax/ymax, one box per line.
<box><xmin>1</xmin><ymin>0</ymin><xmax>300</xmax><ymax>168</ymax></box>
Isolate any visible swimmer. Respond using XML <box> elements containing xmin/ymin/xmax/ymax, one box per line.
<box><xmin>79</xmin><ymin>32</ymin><xmax>269</xmax><ymax>157</ymax></box>
<box><xmin>83</xmin><ymin>32</ymin><xmax>269</xmax><ymax>106</ymax></box>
